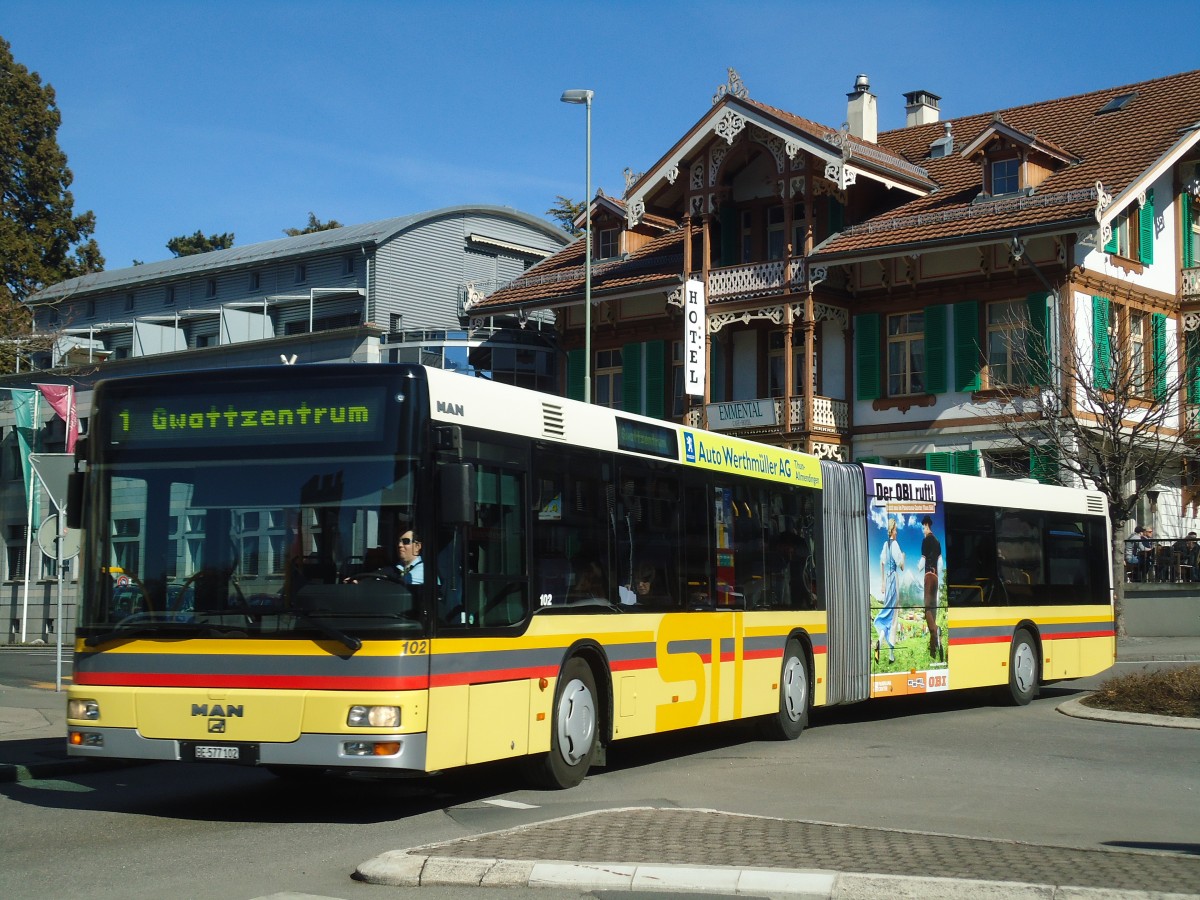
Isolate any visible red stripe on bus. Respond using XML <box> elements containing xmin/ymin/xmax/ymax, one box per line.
<box><xmin>950</xmin><ymin>629</ymin><xmax>1113</xmax><ymax>648</ymax></box>
<box><xmin>1042</xmin><ymin>629</ymin><xmax>1115</xmax><ymax>640</ymax></box>
<box><xmin>610</xmin><ymin>658</ymin><xmax>657</xmax><ymax>672</ymax></box>
<box><xmin>429</xmin><ymin>666</ymin><xmax>559</xmax><ymax>688</ymax></box>
<box><xmin>948</xmin><ymin>635</ymin><xmax>1008</xmax><ymax>646</ymax></box>
<box><xmin>72</xmin><ymin>672</ymin><xmax>428</xmax><ymax>690</ymax></box>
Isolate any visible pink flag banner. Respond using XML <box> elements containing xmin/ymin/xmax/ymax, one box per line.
<box><xmin>34</xmin><ymin>384</ymin><xmax>78</xmax><ymax>454</ymax></box>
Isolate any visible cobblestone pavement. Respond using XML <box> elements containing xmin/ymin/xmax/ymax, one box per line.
<box><xmin>416</xmin><ymin>807</ymin><xmax>1200</xmax><ymax>896</ymax></box>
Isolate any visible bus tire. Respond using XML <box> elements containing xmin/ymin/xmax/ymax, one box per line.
<box><xmin>525</xmin><ymin>657</ymin><xmax>598</xmax><ymax>789</ymax></box>
<box><xmin>1005</xmin><ymin>628</ymin><xmax>1040</xmax><ymax>706</ymax></box>
<box><xmin>760</xmin><ymin>640</ymin><xmax>809</xmax><ymax>740</ymax></box>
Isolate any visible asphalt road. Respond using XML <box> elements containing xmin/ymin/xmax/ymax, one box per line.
<box><xmin>1</xmin><ymin>658</ymin><xmax>1197</xmax><ymax>900</ymax></box>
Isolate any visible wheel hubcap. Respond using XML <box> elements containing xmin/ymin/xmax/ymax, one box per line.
<box><xmin>1013</xmin><ymin>642</ymin><xmax>1036</xmax><ymax>693</ymax></box>
<box><xmin>781</xmin><ymin>656</ymin><xmax>807</xmax><ymax>722</ymax></box>
<box><xmin>556</xmin><ymin>678</ymin><xmax>596</xmax><ymax>766</ymax></box>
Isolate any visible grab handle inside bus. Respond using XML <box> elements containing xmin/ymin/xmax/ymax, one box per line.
<box><xmin>440</xmin><ymin>463</ymin><xmax>475</xmax><ymax>525</ymax></box>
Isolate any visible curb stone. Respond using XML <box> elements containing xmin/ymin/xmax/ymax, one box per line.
<box><xmin>1056</xmin><ymin>697</ymin><xmax>1200</xmax><ymax>729</ymax></box>
<box><xmin>353</xmin><ymin>854</ymin><xmax>1200</xmax><ymax>899</ymax></box>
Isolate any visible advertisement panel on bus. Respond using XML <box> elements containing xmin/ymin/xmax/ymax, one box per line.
<box><xmin>863</xmin><ymin>465</ymin><xmax>949</xmax><ymax>698</ymax></box>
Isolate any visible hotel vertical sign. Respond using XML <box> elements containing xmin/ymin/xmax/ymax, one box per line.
<box><xmin>684</xmin><ymin>278</ymin><xmax>705</xmax><ymax>398</ymax></box>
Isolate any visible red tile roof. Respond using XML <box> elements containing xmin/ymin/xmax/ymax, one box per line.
<box><xmin>475</xmin><ymin>69</ymin><xmax>1200</xmax><ymax>312</ymax></box>
<box><xmin>816</xmin><ymin>68</ymin><xmax>1200</xmax><ymax>259</ymax></box>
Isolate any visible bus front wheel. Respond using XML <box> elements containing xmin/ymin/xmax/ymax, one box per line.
<box><xmin>1005</xmin><ymin>629</ymin><xmax>1040</xmax><ymax>706</ymax></box>
<box><xmin>525</xmin><ymin>657</ymin><xmax>598</xmax><ymax>789</ymax></box>
<box><xmin>760</xmin><ymin>640</ymin><xmax>809</xmax><ymax>740</ymax></box>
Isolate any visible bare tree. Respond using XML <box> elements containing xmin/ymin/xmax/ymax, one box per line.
<box><xmin>980</xmin><ymin>298</ymin><xmax>1198</xmax><ymax>633</ymax></box>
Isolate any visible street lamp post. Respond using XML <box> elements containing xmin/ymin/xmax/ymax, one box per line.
<box><xmin>560</xmin><ymin>88</ymin><xmax>593</xmax><ymax>404</ymax></box>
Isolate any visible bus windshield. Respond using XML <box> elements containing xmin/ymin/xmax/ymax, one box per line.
<box><xmin>80</xmin><ymin>453</ymin><xmax>428</xmax><ymax>639</ymax></box>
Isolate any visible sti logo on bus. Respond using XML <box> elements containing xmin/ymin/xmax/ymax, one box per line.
<box><xmin>436</xmin><ymin>400</ymin><xmax>464</xmax><ymax>417</ymax></box>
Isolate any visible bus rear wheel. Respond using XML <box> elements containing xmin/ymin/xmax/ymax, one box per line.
<box><xmin>1005</xmin><ymin>628</ymin><xmax>1040</xmax><ymax>706</ymax></box>
<box><xmin>524</xmin><ymin>657</ymin><xmax>598</xmax><ymax>789</ymax></box>
<box><xmin>760</xmin><ymin>640</ymin><xmax>809</xmax><ymax>740</ymax></box>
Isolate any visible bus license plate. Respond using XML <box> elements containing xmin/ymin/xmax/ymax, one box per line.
<box><xmin>182</xmin><ymin>742</ymin><xmax>259</xmax><ymax>765</ymax></box>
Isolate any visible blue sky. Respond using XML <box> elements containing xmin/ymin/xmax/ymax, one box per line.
<box><xmin>3</xmin><ymin>1</ymin><xmax>1199</xmax><ymax>271</ymax></box>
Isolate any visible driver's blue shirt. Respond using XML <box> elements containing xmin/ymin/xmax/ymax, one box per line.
<box><xmin>399</xmin><ymin>557</ymin><xmax>424</xmax><ymax>585</ymax></box>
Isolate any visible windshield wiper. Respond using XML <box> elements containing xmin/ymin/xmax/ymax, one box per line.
<box><xmin>252</xmin><ymin>606</ymin><xmax>362</xmax><ymax>654</ymax></box>
<box><xmin>83</xmin><ymin>620</ymin><xmax>237</xmax><ymax>647</ymax></box>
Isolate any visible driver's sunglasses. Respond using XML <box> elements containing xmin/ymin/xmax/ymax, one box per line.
<box><xmin>398</xmin><ymin>538</ymin><xmax>417</xmax><ymax>545</ymax></box>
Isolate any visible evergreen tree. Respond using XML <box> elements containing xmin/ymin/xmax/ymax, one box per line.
<box><xmin>283</xmin><ymin>212</ymin><xmax>342</xmax><ymax>236</ymax></box>
<box><xmin>0</xmin><ymin>36</ymin><xmax>103</xmax><ymax>370</ymax></box>
<box><xmin>546</xmin><ymin>195</ymin><xmax>584</xmax><ymax>236</ymax></box>
<box><xmin>166</xmin><ymin>230</ymin><xmax>235</xmax><ymax>256</ymax></box>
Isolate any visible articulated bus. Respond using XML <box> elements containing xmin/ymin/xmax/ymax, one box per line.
<box><xmin>66</xmin><ymin>364</ymin><xmax>1115</xmax><ymax>787</ymax></box>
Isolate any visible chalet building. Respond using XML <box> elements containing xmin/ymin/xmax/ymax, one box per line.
<box><xmin>471</xmin><ymin>68</ymin><xmax>1200</xmax><ymax>533</ymax></box>
<box><xmin>2</xmin><ymin>205</ymin><xmax>567</xmax><ymax>640</ymax></box>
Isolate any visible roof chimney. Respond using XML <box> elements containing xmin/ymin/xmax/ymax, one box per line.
<box><xmin>904</xmin><ymin>89</ymin><xmax>941</xmax><ymax>127</ymax></box>
<box><xmin>846</xmin><ymin>74</ymin><xmax>877</xmax><ymax>143</ymax></box>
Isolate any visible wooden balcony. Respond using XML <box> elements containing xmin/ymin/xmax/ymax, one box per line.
<box><xmin>684</xmin><ymin>396</ymin><xmax>848</xmax><ymax>437</ymax></box>
<box><xmin>696</xmin><ymin>259</ymin><xmax>805</xmax><ymax>302</ymax></box>
<box><xmin>1184</xmin><ymin>267</ymin><xmax>1200</xmax><ymax>303</ymax></box>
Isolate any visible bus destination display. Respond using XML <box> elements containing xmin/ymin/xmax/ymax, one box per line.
<box><xmin>107</xmin><ymin>386</ymin><xmax>388</xmax><ymax>448</ymax></box>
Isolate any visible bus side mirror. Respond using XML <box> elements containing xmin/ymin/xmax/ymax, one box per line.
<box><xmin>440</xmin><ymin>463</ymin><xmax>474</xmax><ymax>525</ymax></box>
<box><xmin>66</xmin><ymin>471</ymin><xmax>86</xmax><ymax>530</ymax></box>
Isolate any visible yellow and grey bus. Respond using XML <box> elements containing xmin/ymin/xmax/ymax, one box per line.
<box><xmin>66</xmin><ymin>364</ymin><xmax>1114</xmax><ymax>787</ymax></box>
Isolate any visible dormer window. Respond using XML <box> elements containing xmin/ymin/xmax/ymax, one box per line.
<box><xmin>598</xmin><ymin>228</ymin><xmax>619</xmax><ymax>259</ymax></box>
<box><xmin>962</xmin><ymin>117</ymin><xmax>1079</xmax><ymax>199</ymax></box>
<box><xmin>990</xmin><ymin>158</ymin><xmax>1020</xmax><ymax>196</ymax></box>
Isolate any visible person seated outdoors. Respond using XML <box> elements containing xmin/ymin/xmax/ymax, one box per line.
<box><xmin>1172</xmin><ymin>531</ymin><xmax>1199</xmax><ymax>582</ymax></box>
<box><xmin>1126</xmin><ymin>526</ymin><xmax>1150</xmax><ymax>582</ymax></box>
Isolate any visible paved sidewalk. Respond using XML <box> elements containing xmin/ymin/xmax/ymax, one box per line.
<box><xmin>357</xmin><ymin>806</ymin><xmax>1200</xmax><ymax>898</ymax></box>
<box><xmin>3</xmin><ymin>637</ymin><xmax>1198</xmax><ymax>898</ymax></box>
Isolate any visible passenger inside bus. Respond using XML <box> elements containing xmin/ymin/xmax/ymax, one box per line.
<box><xmin>630</xmin><ymin>562</ymin><xmax>672</xmax><ymax>608</ymax></box>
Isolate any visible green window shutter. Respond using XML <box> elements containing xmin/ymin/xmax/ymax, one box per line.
<box><xmin>1152</xmin><ymin>313</ymin><xmax>1167</xmax><ymax>401</ymax></box>
<box><xmin>953</xmin><ymin>450</ymin><xmax>981</xmax><ymax>476</ymax></box>
<box><xmin>710</xmin><ymin>338</ymin><xmax>725</xmax><ymax>403</ymax></box>
<box><xmin>952</xmin><ymin>301</ymin><xmax>981</xmax><ymax>391</ymax></box>
<box><xmin>926</xmin><ymin>452</ymin><xmax>953</xmax><ymax>473</ymax></box>
<box><xmin>1092</xmin><ymin>296</ymin><xmax>1111</xmax><ymax>391</ymax></box>
<box><xmin>1184</xmin><ymin>191</ymin><xmax>1194</xmax><ymax>269</ymax></box>
<box><xmin>1030</xmin><ymin>447</ymin><xmax>1058</xmax><ymax>485</ymax></box>
<box><xmin>1138</xmin><ymin>188</ymin><xmax>1155</xmax><ymax>265</ymax></box>
<box><xmin>566</xmin><ymin>349</ymin><xmax>585</xmax><ymax>402</ymax></box>
<box><xmin>622</xmin><ymin>341</ymin><xmax>643</xmax><ymax>414</ymax></box>
<box><xmin>1024</xmin><ymin>292</ymin><xmax>1051</xmax><ymax>386</ymax></box>
<box><xmin>719</xmin><ymin>205</ymin><xmax>738</xmax><ymax>266</ymax></box>
<box><xmin>1104</xmin><ymin>217</ymin><xmax>1119</xmax><ymax>254</ymax></box>
<box><xmin>854</xmin><ymin>313</ymin><xmax>881</xmax><ymax>401</ymax></box>
<box><xmin>828</xmin><ymin>199</ymin><xmax>844</xmax><ymax>235</ymax></box>
<box><xmin>924</xmin><ymin>304</ymin><xmax>948</xmax><ymax>393</ymax></box>
<box><xmin>644</xmin><ymin>339</ymin><xmax>666</xmax><ymax>419</ymax></box>
<box><xmin>1187</xmin><ymin>330</ymin><xmax>1200</xmax><ymax>404</ymax></box>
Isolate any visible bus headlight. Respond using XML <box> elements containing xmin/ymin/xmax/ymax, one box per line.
<box><xmin>347</xmin><ymin>705</ymin><xmax>400</xmax><ymax>728</ymax></box>
<box><xmin>68</xmin><ymin>699</ymin><xmax>100</xmax><ymax>721</ymax></box>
